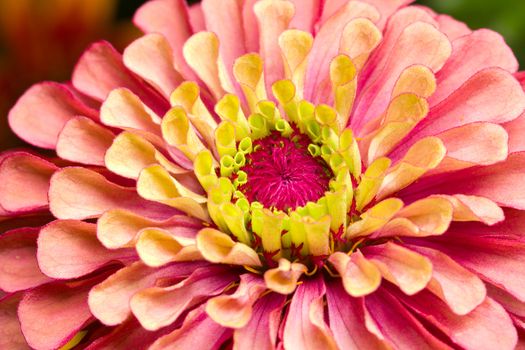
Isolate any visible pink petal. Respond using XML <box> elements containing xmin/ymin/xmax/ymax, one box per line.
<box><xmin>305</xmin><ymin>1</ymin><xmax>380</xmax><ymax>103</ymax></box>
<box><xmin>123</xmin><ymin>34</ymin><xmax>184</xmax><ymax>99</ymax></box>
<box><xmin>325</xmin><ymin>280</ymin><xmax>388</xmax><ymax>350</ymax></box>
<box><xmin>0</xmin><ymin>152</ymin><xmax>57</xmax><ymax>214</ymax></box>
<box><xmin>395</xmin><ymin>67</ymin><xmax>525</xmax><ymax>156</ymax></box>
<box><xmin>242</xmin><ymin>0</ymin><xmax>259</xmax><ymax>52</ymax></box>
<box><xmin>49</xmin><ymin>167</ymin><xmax>178</xmax><ymax>220</ymax></box>
<box><xmin>288</xmin><ymin>0</ymin><xmax>321</xmax><ymax>32</ymax></box>
<box><xmin>202</xmin><ymin>0</ymin><xmax>246</xmax><ymax>84</ymax></box>
<box><xmin>503</xmin><ymin>112</ymin><xmax>525</xmax><ymax>153</ymax></box>
<box><xmin>396</xmin><ymin>289</ymin><xmax>518</xmax><ymax>350</ymax></box>
<box><xmin>188</xmin><ymin>3</ymin><xmax>206</xmax><ymax>32</ymax></box>
<box><xmin>133</xmin><ymin>0</ymin><xmax>195</xmax><ymax>80</ymax></box>
<box><xmin>353</xmin><ymin>21</ymin><xmax>451</xmax><ymax>132</ymax></box>
<box><xmin>130</xmin><ymin>266</ymin><xmax>236</xmax><ymax>330</ymax></box>
<box><xmin>400</xmin><ymin>152</ymin><xmax>525</xmax><ymax>210</ymax></box>
<box><xmin>0</xmin><ymin>228</ymin><xmax>52</xmax><ymax>293</ymax></box>
<box><xmin>72</xmin><ymin>41</ymin><xmax>168</xmax><ymax>115</ymax></box>
<box><xmin>431</xmin><ymin>29</ymin><xmax>519</xmax><ymax>107</ymax></box>
<box><xmin>149</xmin><ymin>306</ymin><xmax>232</xmax><ymax>350</ymax></box>
<box><xmin>487</xmin><ymin>284</ymin><xmax>525</xmax><ymax>319</ymax></box>
<box><xmin>0</xmin><ymin>293</ymin><xmax>30</xmax><ymax>349</ymax></box>
<box><xmin>411</xmin><ymin>231</ymin><xmax>525</xmax><ymax>302</ymax></box>
<box><xmin>283</xmin><ymin>276</ymin><xmax>338</xmax><ymax>350</ymax></box>
<box><xmin>89</xmin><ymin>261</ymin><xmax>206</xmax><ymax>326</ymax></box>
<box><xmin>56</xmin><ymin>116</ymin><xmax>115</xmax><ymax>166</ymax></box>
<box><xmin>435</xmin><ymin>14</ymin><xmax>471</xmax><ymax>41</ymax></box>
<box><xmin>233</xmin><ymin>292</ymin><xmax>286</xmax><ymax>350</ymax></box>
<box><xmin>18</xmin><ymin>278</ymin><xmax>98</xmax><ymax>350</ymax></box>
<box><xmin>365</xmin><ymin>288</ymin><xmax>451</xmax><ymax>349</ymax></box>
<box><xmin>406</xmin><ymin>244</ymin><xmax>486</xmax><ymax>315</ymax></box>
<box><xmin>8</xmin><ymin>82</ymin><xmax>98</xmax><ymax>149</ymax></box>
<box><xmin>37</xmin><ymin>220</ymin><xmax>136</xmax><ymax>280</ymax></box>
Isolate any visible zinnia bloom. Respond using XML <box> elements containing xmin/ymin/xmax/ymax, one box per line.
<box><xmin>2</xmin><ymin>0</ymin><xmax>525</xmax><ymax>349</ymax></box>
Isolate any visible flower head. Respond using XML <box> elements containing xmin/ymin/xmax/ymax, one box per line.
<box><xmin>2</xmin><ymin>0</ymin><xmax>525</xmax><ymax>349</ymax></box>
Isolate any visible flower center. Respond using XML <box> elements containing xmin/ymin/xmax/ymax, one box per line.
<box><xmin>237</xmin><ymin>130</ymin><xmax>332</xmax><ymax>211</ymax></box>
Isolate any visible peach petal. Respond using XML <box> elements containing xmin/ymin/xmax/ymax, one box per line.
<box><xmin>136</xmin><ymin>228</ymin><xmax>202</xmax><ymax>267</ymax></box>
<box><xmin>430</xmin><ymin>122</ymin><xmax>509</xmax><ymax>174</ymax></box>
<box><xmin>283</xmin><ymin>276</ymin><xmax>338</xmax><ymax>350</ymax></box>
<box><xmin>353</xmin><ymin>21</ymin><xmax>451</xmax><ymax>131</ymax></box>
<box><xmin>395</xmin><ymin>196</ymin><xmax>453</xmax><ymax>236</ymax></box>
<box><xmin>407</xmin><ymin>244</ymin><xmax>486</xmax><ymax>315</ymax></box>
<box><xmin>72</xmin><ymin>41</ymin><xmax>167</xmax><ymax>114</ymax></box>
<box><xmin>56</xmin><ymin>116</ymin><xmax>115</xmax><ymax>166</ymax></box>
<box><xmin>305</xmin><ymin>1</ymin><xmax>380</xmax><ymax>103</ymax></box>
<box><xmin>398</xmin><ymin>290</ymin><xmax>518</xmax><ymax>350</ymax></box>
<box><xmin>196</xmin><ymin>228</ymin><xmax>262</xmax><ymax>267</ymax></box>
<box><xmin>346</xmin><ymin>198</ymin><xmax>404</xmax><ymax>239</ymax></box>
<box><xmin>8</xmin><ymin>82</ymin><xmax>98</xmax><ymax>149</ymax></box>
<box><xmin>364</xmin><ymin>242</ymin><xmax>432</xmax><ymax>295</ymax></box>
<box><xmin>97</xmin><ymin>209</ymin><xmax>201</xmax><ymax>249</ymax></box>
<box><xmin>339</xmin><ymin>18</ymin><xmax>382</xmax><ymax>71</ymax></box>
<box><xmin>124</xmin><ymin>34</ymin><xmax>184</xmax><ymax>100</ymax></box>
<box><xmin>277</xmin><ymin>29</ymin><xmax>313</xmax><ymax>97</ymax></box>
<box><xmin>183</xmin><ymin>32</ymin><xmax>229</xmax><ymax>99</ymax></box>
<box><xmin>233</xmin><ymin>292</ymin><xmax>286</xmax><ymax>350</ymax></box>
<box><xmin>105</xmin><ymin>131</ymin><xmax>186</xmax><ymax>180</ymax></box>
<box><xmin>100</xmin><ymin>88</ymin><xmax>162</xmax><ymax>137</ymax></box>
<box><xmin>133</xmin><ymin>0</ymin><xmax>195</xmax><ymax>79</ymax></box>
<box><xmin>325</xmin><ymin>281</ymin><xmax>388</xmax><ymax>350</ymax></box>
<box><xmin>438</xmin><ymin>194</ymin><xmax>504</xmax><ymax>225</ymax></box>
<box><xmin>377</xmin><ymin>137</ymin><xmax>445</xmax><ymax>199</ymax></box>
<box><xmin>49</xmin><ymin>167</ymin><xmax>177</xmax><ymax>220</ymax></box>
<box><xmin>392</xmin><ymin>65</ymin><xmax>436</xmax><ymax>99</ymax></box>
<box><xmin>365</xmin><ymin>288</ymin><xmax>459</xmax><ymax>349</ymax></box>
<box><xmin>38</xmin><ymin>220</ymin><xmax>135</xmax><ymax>279</ymax></box>
<box><xmin>431</xmin><ymin>29</ymin><xmax>519</xmax><ymax>106</ymax></box>
<box><xmin>130</xmin><ymin>266</ymin><xmax>236</xmax><ymax>331</ymax></box>
<box><xmin>0</xmin><ymin>152</ymin><xmax>57</xmax><ymax>213</ymax></box>
<box><xmin>18</xmin><ymin>280</ymin><xmax>95</xmax><ymax>350</ymax></box>
<box><xmin>328</xmin><ymin>251</ymin><xmax>381</xmax><ymax>297</ymax></box>
<box><xmin>264</xmin><ymin>258</ymin><xmax>307</xmax><ymax>295</ymax></box>
<box><xmin>0</xmin><ymin>294</ymin><xmax>30</xmax><ymax>350</ymax></box>
<box><xmin>254</xmin><ymin>0</ymin><xmax>294</xmax><ymax>89</ymax></box>
<box><xmin>89</xmin><ymin>261</ymin><xmax>204</xmax><ymax>326</ymax></box>
<box><xmin>149</xmin><ymin>306</ymin><xmax>232</xmax><ymax>350</ymax></box>
<box><xmin>206</xmin><ymin>274</ymin><xmax>266</xmax><ymax>328</ymax></box>
<box><xmin>0</xmin><ymin>228</ymin><xmax>52</xmax><ymax>292</ymax></box>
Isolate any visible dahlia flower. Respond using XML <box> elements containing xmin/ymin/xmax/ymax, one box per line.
<box><xmin>2</xmin><ymin>0</ymin><xmax>525</xmax><ymax>349</ymax></box>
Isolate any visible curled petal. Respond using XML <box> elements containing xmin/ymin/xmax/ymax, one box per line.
<box><xmin>438</xmin><ymin>194</ymin><xmax>504</xmax><ymax>226</ymax></box>
<box><xmin>328</xmin><ymin>251</ymin><xmax>381</xmax><ymax>297</ymax></box>
<box><xmin>196</xmin><ymin>228</ymin><xmax>262</xmax><ymax>267</ymax></box>
<box><xmin>206</xmin><ymin>274</ymin><xmax>266</xmax><ymax>328</ymax></box>
<box><xmin>264</xmin><ymin>258</ymin><xmax>307</xmax><ymax>295</ymax></box>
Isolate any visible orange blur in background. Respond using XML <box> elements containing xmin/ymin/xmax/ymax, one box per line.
<box><xmin>0</xmin><ymin>0</ymin><xmax>140</xmax><ymax>150</ymax></box>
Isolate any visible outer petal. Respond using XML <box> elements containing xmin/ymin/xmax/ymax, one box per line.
<box><xmin>0</xmin><ymin>228</ymin><xmax>52</xmax><ymax>293</ymax></box>
<box><xmin>37</xmin><ymin>220</ymin><xmax>135</xmax><ymax>279</ymax></box>
<box><xmin>49</xmin><ymin>167</ymin><xmax>178</xmax><ymax>220</ymax></box>
<box><xmin>283</xmin><ymin>276</ymin><xmax>338</xmax><ymax>350</ymax></box>
<box><xmin>233</xmin><ymin>292</ymin><xmax>286</xmax><ymax>350</ymax></box>
<box><xmin>0</xmin><ymin>294</ymin><xmax>30</xmax><ymax>350</ymax></box>
<box><xmin>18</xmin><ymin>279</ymin><xmax>97</xmax><ymax>350</ymax></box>
<box><xmin>149</xmin><ymin>306</ymin><xmax>232</xmax><ymax>350</ymax></box>
<box><xmin>325</xmin><ymin>280</ymin><xmax>388</xmax><ymax>350</ymax></box>
<box><xmin>396</xmin><ymin>289</ymin><xmax>518</xmax><ymax>350</ymax></box>
<box><xmin>0</xmin><ymin>152</ymin><xmax>57</xmax><ymax>214</ymax></box>
<box><xmin>8</xmin><ymin>82</ymin><xmax>97</xmax><ymax>149</ymax></box>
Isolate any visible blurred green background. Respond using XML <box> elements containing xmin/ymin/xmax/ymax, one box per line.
<box><xmin>418</xmin><ymin>0</ymin><xmax>525</xmax><ymax>65</ymax></box>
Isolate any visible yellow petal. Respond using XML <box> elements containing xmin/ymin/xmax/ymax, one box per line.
<box><xmin>328</xmin><ymin>251</ymin><xmax>381</xmax><ymax>297</ymax></box>
<box><xmin>355</xmin><ymin>157</ymin><xmax>391</xmax><ymax>211</ymax></box>
<box><xmin>194</xmin><ymin>150</ymin><xmax>219</xmax><ymax>192</ymax></box>
<box><xmin>233</xmin><ymin>53</ymin><xmax>267</xmax><ymax>113</ymax></box>
<box><xmin>215</xmin><ymin>94</ymin><xmax>251</xmax><ymax>140</ymax></box>
<box><xmin>377</xmin><ymin>137</ymin><xmax>446</xmax><ymax>199</ymax></box>
<box><xmin>397</xmin><ymin>197</ymin><xmax>453</xmax><ymax>235</ymax></box>
<box><xmin>346</xmin><ymin>198</ymin><xmax>403</xmax><ymax>238</ymax></box>
<box><xmin>252</xmin><ymin>209</ymin><xmax>285</xmax><ymax>259</ymax></box>
<box><xmin>136</xmin><ymin>228</ymin><xmax>201</xmax><ymax>267</ymax></box>
<box><xmin>196</xmin><ymin>228</ymin><xmax>262</xmax><ymax>266</ymax></box>
<box><xmin>392</xmin><ymin>65</ymin><xmax>436</xmax><ymax>99</ymax></box>
<box><xmin>161</xmin><ymin>107</ymin><xmax>206</xmax><ymax>161</ymax></box>
<box><xmin>279</xmin><ymin>29</ymin><xmax>313</xmax><ymax>99</ymax></box>
<box><xmin>339</xmin><ymin>18</ymin><xmax>382</xmax><ymax>71</ymax></box>
<box><xmin>330</xmin><ymin>55</ymin><xmax>357</xmax><ymax>130</ymax></box>
<box><xmin>215</xmin><ymin>121</ymin><xmax>238</xmax><ymax>158</ymax></box>
<box><xmin>264</xmin><ymin>258</ymin><xmax>307</xmax><ymax>295</ymax></box>
<box><xmin>303</xmin><ymin>215</ymin><xmax>331</xmax><ymax>257</ymax></box>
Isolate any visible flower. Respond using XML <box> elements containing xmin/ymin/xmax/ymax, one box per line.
<box><xmin>2</xmin><ymin>0</ymin><xmax>525</xmax><ymax>349</ymax></box>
